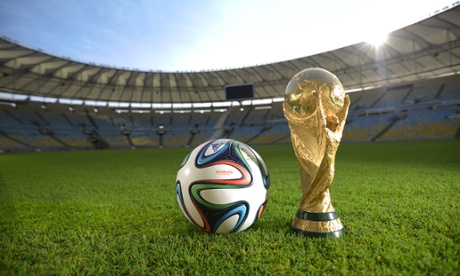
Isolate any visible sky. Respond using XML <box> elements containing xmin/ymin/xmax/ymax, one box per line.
<box><xmin>0</xmin><ymin>0</ymin><xmax>457</xmax><ymax>72</ymax></box>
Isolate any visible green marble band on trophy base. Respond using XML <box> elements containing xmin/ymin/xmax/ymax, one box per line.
<box><xmin>296</xmin><ymin>210</ymin><xmax>338</xmax><ymax>221</ymax></box>
<box><xmin>291</xmin><ymin>209</ymin><xmax>345</xmax><ymax>238</ymax></box>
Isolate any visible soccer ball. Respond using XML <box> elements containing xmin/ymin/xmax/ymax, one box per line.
<box><xmin>176</xmin><ymin>139</ymin><xmax>270</xmax><ymax>233</ymax></box>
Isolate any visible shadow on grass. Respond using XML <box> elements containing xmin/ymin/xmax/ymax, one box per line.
<box><xmin>169</xmin><ymin>208</ymin><xmax>294</xmax><ymax>238</ymax></box>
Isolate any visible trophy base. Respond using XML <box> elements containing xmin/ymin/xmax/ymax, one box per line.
<box><xmin>291</xmin><ymin>210</ymin><xmax>345</xmax><ymax>238</ymax></box>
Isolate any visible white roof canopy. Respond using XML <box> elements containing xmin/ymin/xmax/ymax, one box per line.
<box><xmin>1</xmin><ymin>4</ymin><xmax>459</xmax><ymax>104</ymax></box>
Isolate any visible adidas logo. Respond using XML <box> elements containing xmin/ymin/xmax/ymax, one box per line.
<box><xmin>211</xmin><ymin>142</ymin><xmax>224</xmax><ymax>152</ymax></box>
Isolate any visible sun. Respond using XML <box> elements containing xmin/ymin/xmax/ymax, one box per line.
<box><xmin>367</xmin><ymin>32</ymin><xmax>388</xmax><ymax>47</ymax></box>
<box><xmin>363</xmin><ymin>23</ymin><xmax>390</xmax><ymax>47</ymax></box>
<box><xmin>366</xmin><ymin>30</ymin><xmax>388</xmax><ymax>47</ymax></box>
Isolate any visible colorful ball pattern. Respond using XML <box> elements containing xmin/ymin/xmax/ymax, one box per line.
<box><xmin>176</xmin><ymin>139</ymin><xmax>270</xmax><ymax>233</ymax></box>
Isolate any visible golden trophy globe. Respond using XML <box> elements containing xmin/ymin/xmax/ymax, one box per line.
<box><xmin>283</xmin><ymin>68</ymin><xmax>350</xmax><ymax>238</ymax></box>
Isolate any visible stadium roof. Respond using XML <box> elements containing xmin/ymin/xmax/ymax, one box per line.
<box><xmin>1</xmin><ymin>3</ymin><xmax>460</xmax><ymax>106</ymax></box>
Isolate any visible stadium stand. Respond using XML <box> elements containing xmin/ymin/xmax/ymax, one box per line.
<box><xmin>1</xmin><ymin>4</ymin><xmax>460</xmax><ymax>152</ymax></box>
<box><xmin>1</xmin><ymin>73</ymin><xmax>458</xmax><ymax>152</ymax></box>
<box><xmin>0</xmin><ymin>72</ymin><xmax>459</xmax><ymax>152</ymax></box>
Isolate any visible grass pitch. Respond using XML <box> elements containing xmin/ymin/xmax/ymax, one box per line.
<box><xmin>1</xmin><ymin>140</ymin><xmax>459</xmax><ymax>274</ymax></box>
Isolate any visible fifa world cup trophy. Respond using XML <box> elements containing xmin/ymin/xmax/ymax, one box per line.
<box><xmin>283</xmin><ymin>68</ymin><xmax>350</xmax><ymax>237</ymax></box>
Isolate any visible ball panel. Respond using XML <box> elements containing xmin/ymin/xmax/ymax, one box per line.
<box><xmin>176</xmin><ymin>182</ymin><xmax>186</xmax><ymax>215</ymax></box>
<box><xmin>216</xmin><ymin>215</ymin><xmax>240</xmax><ymax>234</ymax></box>
<box><xmin>191</xmin><ymin>163</ymin><xmax>245</xmax><ymax>183</ymax></box>
<box><xmin>256</xmin><ymin>201</ymin><xmax>268</xmax><ymax>220</ymax></box>
<box><xmin>176</xmin><ymin>181</ymin><xmax>206</xmax><ymax>229</ymax></box>
<box><xmin>203</xmin><ymin>140</ymin><xmax>228</xmax><ymax>156</ymax></box>
<box><xmin>193</xmin><ymin>199</ymin><xmax>248</xmax><ymax>233</ymax></box>
<box><xmin>197</xmin><ymin>140</ymin><xmax>230</xmax><ymax>166</ymax></box>
<box><xmin>248</xmin><ymin>147</ymin><xmax>269</xmax><ymax>176</ymax></box>
<box><xmin>179</xmin><ymin>153</ymin><xmax>190</xmax><ymax>168</ymax></box>
<box><xmin>239</xmin><ymin>144</ymin><xmax>270</xmax><ymax>189</ymax></box>
<box><xmin>199</xmin><ymin>186</ymin><xmax>252</xmax><ymax>206</ymax></box>
<box><xmin>191</xmin><ymin>184</ymin><xmax>243</xmax><ymax>208</ymax></box>
<box><xmin>214</xmin><ymin>203</ymin><xmax>248</xmax><ymax>233</ymax></box>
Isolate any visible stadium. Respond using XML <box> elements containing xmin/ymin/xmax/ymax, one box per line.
<box><xmin>0</xmin><ymin>2</ymin><xmax>459</xmax><ymax>274</ymax></box>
